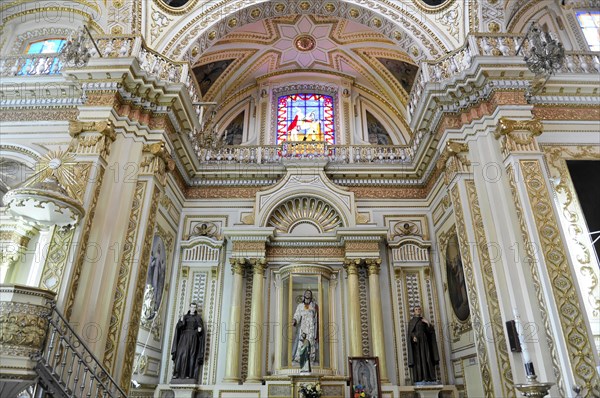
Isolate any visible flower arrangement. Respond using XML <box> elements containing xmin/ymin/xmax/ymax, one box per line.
<box><xmin>298</xmin><ymin>382</ymin><xmax>322</xmax><ymax>398</ymax></box>
<box><xmin>353</xmin><ymin>384</ymin><xmax>367</xmax><ymax>398</ymax></box>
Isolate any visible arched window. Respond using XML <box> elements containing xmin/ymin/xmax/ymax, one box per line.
<box><xmin>576</xmin><ymin>11</ymin><xmax>600</xmax><ymax>51</ymax></box>
<box><xmin>276</xmin><ymin>94</ymin><xmax>335</xmax><ymax>145</ymax></box>
<box><xmin>20</xmin><ymin>38</ymin><xmax>66</xmax><ymax>76</ymax></box>
<box><xmin>26</xmin><ymin>39</ymin><xmax>66</xmax><ymax>54</ymax></box>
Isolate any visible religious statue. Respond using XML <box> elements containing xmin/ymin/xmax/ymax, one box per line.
<box><xmin>292</xmin><ymin>289</ymin><xmax>319</xmax><ymax>364</ymax></box>
<box><xmin>407</xmin><ymin>305</ymin><xmax>439</xmax><ymax>383</ymax></box>
<box><xmin>298</xmin><ymin>333</ymin><xmax>311</xmax><ymax>373</ymax></box>
<box><xmin>171</xmin><ymin>303</ymin><xmax>205</xmax><ymax>380</ymax></box>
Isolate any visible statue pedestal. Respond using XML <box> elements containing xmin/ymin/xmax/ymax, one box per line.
<box><xmin>168</xmin><ymin>383</ymin><xmax>198</xmax><ymax>398</ymax></box>
<box><xmin>414</xmin><ymin>384</ymin><xmax>445</xmax><ymax>398</ymax></box>
<box><xmin>289</xmin><ymin>374</ymin><xmax>321</xmax><ymax>398</ymax></box>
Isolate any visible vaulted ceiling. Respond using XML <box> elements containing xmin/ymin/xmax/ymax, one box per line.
<box><xmin>190</xmin><ymin>14</ymin><xmax>419</xmax><ymax>112</ymax></box>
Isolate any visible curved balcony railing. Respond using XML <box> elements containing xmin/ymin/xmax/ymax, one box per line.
<box><xmin>407</xmin><ymin>33</ymin><xmax>600</xmax><ymax>118</ymax></box>
<box><xmin>196</xmin><ymin>142</ymin><xmax>414</xmax><ymax>165</ymax></box>
<box><xmin>0</xmin><ymin>53</ymin><xmax>62</xmax><ymax>76</ymax></box>
<box><xmin>0</xmin><ymin>34</ymin><xmax>202</xmax><ymax>108</ymax></box>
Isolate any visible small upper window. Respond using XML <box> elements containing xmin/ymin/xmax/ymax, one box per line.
<box><xmin>576</xmin><ymin>11</ymin><xmax>600</xmax><ymax>51</ymax></box>
<box><xmin>26</xmin><ymin>39</ymin><xmax>66</xmax><ymax>54</ymax></box>
<box><xmin>20</xmin><ymin>39</ymin><xmax>65</xmax><ymax>75</ymax></box>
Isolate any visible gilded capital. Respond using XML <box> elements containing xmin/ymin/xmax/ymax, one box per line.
<box><xmin>344</xmin><ymin>258</ymin><xmax>361</xmax><ymax>275</ymax></box>
<box><xmin>250</xmin><ymin>258</ymin><xmax>267</xmax><ymax>275</ymax></box>
<box><xmin>68</xmin><ymin>120</ymin><xmax>116</xmax><ymax>159</ymax></box>
<box><xmin>230</xmin><ymin>258</ymin><xmax>246</xmax><ymax>275</ymax></box>
<box><xmin>494</xmin><ymin>117</ymin><xmax>543</xmax><ymax>155</ymax></box>
<box><xmin>436</xmin><ymin>140</ymin><xmax>470</xmax><ymax>185</ymax></box>
<box><xmin>140</xmin><ymin>142</ymin><xmax>176</xmax><ymax>185</ymax></box>
<box><xmin>366</xmin><ymin>258</ymin><xmax>382</xmax><ymax>275</ymax></box>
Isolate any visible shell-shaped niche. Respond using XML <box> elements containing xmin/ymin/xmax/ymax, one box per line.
<box><xmin>267</xmin><ymin>196</ymin><xmax>343</xmax><ymax>234</ymax></box>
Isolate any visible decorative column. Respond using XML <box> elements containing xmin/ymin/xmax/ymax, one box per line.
<box><xmin>438</xmin><ymin>141</ymin><xmax>510</xmax><ymax>398</ymax></box>
<box><xmin>494</xmin><ymin>118</ymin><xmax>600</xmax><ymax>394</ymax></box>
<box><xmin>344</xmin><ymin>258</ymin><xmax>362</xmax><ymax>357</ymax></box>
<box><xmin>223</xmin><ymin>258</ymin><xmax>245</xmax><ymax>383</ymax></box>
<box><xmin>0</xmin><ymin>224</ymin><xmax>38</xmax><ymax>283</ymax></box>
<box><xmin>366</xmin><ymin>258</ymin><xmax>388</xmax><ymax>382</ymax></box>
<box><xmin>246</xmin><ymin>258</ymin><xmax>267</xmax><ymax>383</ymax></box>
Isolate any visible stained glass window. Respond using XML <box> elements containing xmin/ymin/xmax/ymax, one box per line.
<box><xmin>576</xmin><ymin>11</ymin><xmax>600</xmax><ymax>51</ymax></box>
<box><xmin>276</xmin><ymin>94</ymin><xmax>335</xmax><ymax>144</ymax></box>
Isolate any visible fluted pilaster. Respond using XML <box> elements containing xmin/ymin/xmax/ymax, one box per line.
<box><xmin>223</xmin><ymin>258</ymin><xmax>246</xmax><ymax>383</ymax></box>
<box><xmin>366</xmin><ymin>258</ymin><xmax>388</xmax><ymax>382</ymax></box>
<box><xmin>246</xmin><ymin>258</ymin><xmax>267</xmax><ymax>383</ymax></box>
<box><xmin>344</xmin><ymin>258</ymin><xmax>362</xmax><ymax>357</ymax></box>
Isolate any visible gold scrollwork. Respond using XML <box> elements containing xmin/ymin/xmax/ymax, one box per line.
<box><xmin>466</xmin><ymin>180</ymin><xmax>515</xmax><ymax>397</ymax></box>
<box><xmin>520</xmin><ymin>160</ymin><xmax>599</xmax><ymax>392</ymax></box>
<box><xmin>450</xmin><ymin>185</ymin><xmax>495</xmax><ymax>397</ymax></box>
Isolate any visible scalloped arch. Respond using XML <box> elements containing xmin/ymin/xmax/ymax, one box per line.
<box><xmin>158</xmin><ymin>0</ymin><xmax>451</xmax><ymax>61</ymax></box>
<box><xmin>267</xmin><ymin>196</ymin><xmax>344</xmax><ymax>233</ymax></box>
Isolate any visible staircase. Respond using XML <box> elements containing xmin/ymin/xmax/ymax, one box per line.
<box><xmin>31</xmin><ymin>303</ymin><xmax>127</xmax><ymax>398</ymax></box>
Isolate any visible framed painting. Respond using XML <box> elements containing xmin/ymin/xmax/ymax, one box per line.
<box><xmin>348</xmin><ymin>357</ymin><xmax>381</xmax><ymax>398</ymax></box>
<box><xmin>445</xmin><ymin>233</ymin><xmax>470</xmax><ymax>321</ymax></box>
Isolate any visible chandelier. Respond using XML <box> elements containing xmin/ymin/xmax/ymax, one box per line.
<box><xmin>189</xmin><ymin>106</ymin><xmax>226</xmax><ymax>155</ymax></box>
<box><xmin>517</xmin><ymin>22</ymin><xmax>565</xmax><ymax>98</ymax></box>
<box><xmin>58</xmin><ymin>24</ymin><xmax>99</xmax><ymax>68</ymax></box>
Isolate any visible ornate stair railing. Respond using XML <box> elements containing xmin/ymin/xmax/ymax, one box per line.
<box><xmin>33</xmin><ymin>303</ymin><xmax>127</xmax><ymax>398</ymax></box>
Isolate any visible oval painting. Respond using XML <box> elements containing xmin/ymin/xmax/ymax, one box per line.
<box><xmin>146</xmin><ymin>235</ymin><xmax>167</xmax><ymax>317</ymax></box>
<box><xmin>445</xmin><ymin>233</ymin><xmax>470</xmax><ymax>321</ymax></box>
<box><xmin>160</xmin><ymin>0</ymin><xmax>191</xmax><ymax>8</ymax></box>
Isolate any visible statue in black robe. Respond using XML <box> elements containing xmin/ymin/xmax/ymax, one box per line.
<box><xmin>407</xmin><ymin>306</ymin><xmax>439</xmax><ymax>383</ymax></box>
<box><xmin>171</xmin><ymin>303</ymin><xmax>205</xmax><ymax>380</ymax></box>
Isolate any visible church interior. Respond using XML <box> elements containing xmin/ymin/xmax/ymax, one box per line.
<box><xmin>0</xmin><ymin>1</ymin><xmax>599</xmax><ymax>397</ymax></box>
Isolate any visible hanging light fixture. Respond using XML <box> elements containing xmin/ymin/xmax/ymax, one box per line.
<box><xmin>516</xmin><ymin>21</ymin><xmax>565</xmax><ymax>98</ymax></box>
<box><xmin>4</xmin><ymin>150</ymin><xmax>85</xmax><ymax>230</ymax></box>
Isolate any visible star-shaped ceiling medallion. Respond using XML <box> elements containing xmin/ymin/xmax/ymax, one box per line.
<box><xmin>273</xmin><ymin>15</ymin><xmax>336</xmax><ymax>68</ymax></box>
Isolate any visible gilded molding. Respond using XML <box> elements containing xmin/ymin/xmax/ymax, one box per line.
<box><xmin>120</xmin><ymin>184</ymin><xmax>162</xmax><ymax>391</ymax></box>
<box><xmin>241</xmin><ymin>268</ymin><xmax>254</xmax><ymax>380</ymax></box>
<box><xmin>40</xmin><ymin>228</ymin><xmax>75</xmax><ymax>294</ymax></box>
<box><xmin>506</xmin><ymin>164</ymin><xmax>564</xmax><ymax>395</ymax></box>
<box><xmin>64</xmin><ymin>168</ymin><xmax>105</xmax><ymax>320</ymax></box>
<box><xmin>450</xmin><ymin>185</ymin><xmax>495</xmax><ymax>397</ymax></box>
<box><xmin>266</xmin><ymin>246</ymin><xmax>345</xmax><ymax>258</ymax></box>
<box><xmin>543</xmin><ymin>145</ymin><xmax>600</xmax><ymax>323</ymax></box>
<box><xmin>186</xmin><ymin>186</ymin><xmax>263</xmax><ymax>199</ymax></box>
<box><xmin>345</xmin><ymin>240</ymin><xmax>380</xmax><ymax>253</ymax></box>
<box><xmin>465</xmin><ymin>180</ymin><xmax>515</xmax><ymax>397</ymax></box>
<box><xmin>232</xmin><ymin>241</ymin><xmax>265</xmax><ymax>253</ymax></box>
<box><xmin>520</xmin><ymin>159</ymin><xmax>599</xmax><ymax>392</ymax></box>
<box><xmin>0</xmin><ymin>108</ymin><xmax>79</xmax><ymax>122</ymax></box>
<box><xmin>103</xmin><ymin>180</ymin><xmax>146</xmax><ymax>372</ymax></box>
<box><xmin>532</xmin><ymin>105</ymin><xmax>600</xmax><ymax>121</ymax></box>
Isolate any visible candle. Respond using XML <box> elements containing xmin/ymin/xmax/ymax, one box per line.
<box><xmin>513</xmin><ymin>308</ymin><xmax>533</xmax><ymax>369</ymax></box>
